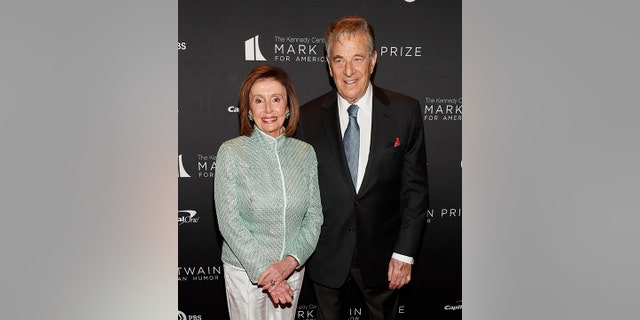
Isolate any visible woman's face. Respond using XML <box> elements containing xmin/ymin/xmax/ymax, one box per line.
<box><xmin>249</xmin><ymin>78</ymin><xmax>289</xmax><ymax>138</ymax></box>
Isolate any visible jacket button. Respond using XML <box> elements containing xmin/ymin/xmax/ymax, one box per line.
<box><xmin>354</xmin><ymin>200</ymin><xmax>359</xmax><ymax>206</ymax></box>
<box><xmin>349</xmin><ymin>226</ymin><xmax>355</xmax><ymax>232</ymax></box>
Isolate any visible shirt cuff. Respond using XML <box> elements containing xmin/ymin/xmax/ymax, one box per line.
<box><xmin>392</xmin><ymin>252</ymin><xmax>414</xmax><ymax>264</ymax></box>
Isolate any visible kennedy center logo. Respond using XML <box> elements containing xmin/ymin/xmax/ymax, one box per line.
<box><xmin>245</xmin><ymin>35</ymin><xmax>266</xmax><ymax>61</ymax></box>
<box><xmin>178</xmin><ymin>154</ymin><xmax>191</xmax><ymax>178</ymax></box>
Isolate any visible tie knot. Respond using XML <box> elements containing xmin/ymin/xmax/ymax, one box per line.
<box><xmin>347</xmin><ymin>104</ymin><xmax>358</xmax><ymax>118</ymax></box>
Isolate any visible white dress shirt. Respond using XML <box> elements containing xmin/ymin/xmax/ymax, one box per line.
<box><xmin>338</xmin><ymin>85</ymin><xmax>372</xmax><ymax>194</ymax></box>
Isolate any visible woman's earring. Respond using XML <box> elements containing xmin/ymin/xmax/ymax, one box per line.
<box><xmin>248</xmin><ymin>113</ymin><xmax>254</xmax><ymax>121</ymax></box>
<box><xmin>286</xmin><ymin>111</ymin><xmax>290</xmax><ymax>119</ymax></box>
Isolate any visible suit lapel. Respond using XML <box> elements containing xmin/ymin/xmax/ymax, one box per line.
<box><xmin>359</xmin><ymin>86</ymin><xmax>391</xmax><ymax>195</ymax></box>
<box><xmin>320</xmin><ymin>93</ymin><xmax>356</xmax><ymax>190</ymax></box>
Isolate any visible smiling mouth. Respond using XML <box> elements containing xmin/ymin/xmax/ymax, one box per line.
<box><xmin>261</xmin><ymin>116</ymin><xmax>278</xmax><ymax>123</ymax></box>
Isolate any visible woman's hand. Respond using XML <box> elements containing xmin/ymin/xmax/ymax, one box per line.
<box><xmin>257</xmin><ymin>255</ymin><xmax>298</xmax><ymax>288</ymax></box>
<box><xmin>265</xmin><ymin>280</ymin><xmax>294</xmax><ymax>305</ymax></box>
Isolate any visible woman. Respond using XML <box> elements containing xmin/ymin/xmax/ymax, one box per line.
<box><xmin>214</xmin><ymin>64</ymin><xmax>323</xmax><ymax>320</ymax></box>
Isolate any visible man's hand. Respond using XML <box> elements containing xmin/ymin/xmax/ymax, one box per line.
<box><xmin>387</xmin><ymin>258</ymin><xmax>412</xmax><ymax>289</ymax></box>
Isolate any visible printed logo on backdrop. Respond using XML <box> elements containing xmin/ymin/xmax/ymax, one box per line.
<box><xmin>296</xmin><ymin>304</ymin><xmax>318</xmax><ymax>320</ymax></box>
<box><xmin>423</xmin><ymin>97</ymin><xmax>462</xmax><ymax>121</ymax></box>
<box><xmin>378</xmin><ymin>44</ymin><xmax>423</xmax><ymax>58</ymax></box>
<box><xmin>348</xmin><ymin>307</ymin><xmax>364</xmax><ymax>320</ymax></box>
<box><xmin>245</xmin><ymin>35</ymin><xmax>266</xmax><ymax>61</ymax></box>
<box><xmin>178</xmin><ymin>310</ymin><xmax>202</xmax><ymax>320</ymax></box>
<box><xmin>178</xmin><ymin>210</ymin><xmax>199</xmax><ymax>226</ymax></box>
<box><xmin>179</xmin><ymin>154</ymin><xmax>191</xmax><ymax>178</ymax></box>
<box><xmin>296</xmin><ymin>304</ymin><xmax>404</xmax><ymax>320</ymax></box>
<box><xmin>295</xmin><ymin>305</ymin><xmax>404</xmax><ymax>320</ymax></box>
<box><xmin>178</xmin><ymin>154</ymin><xmax>217</xmax><ymax>178</ymax></box>
<box><xmin>444</xmin><ymin>300</ymin><xmax>462</xmax><ymax>311</ymax></box>
<box><xmin>178</xmin><ymin>265</ymin><xmax>222</xmax><ymax>281</ymax></box>
<box><xmin>178</xmin><ymin>154</ymin><xmax>216</xmax><ymax>178</ymax></box>
<box><xmin>245</xmin><ymin>33</ymin><xmax>425</xmax><ymax>63</ymax></box>
<box><xmin>244</xmin><ymin>34</ymin><xmax>326</xmax><ymax>63</ymax></box>
<box><xmin>426</xmin><ymin>208</ymin><xmax>461</xmax><ymax>224</ymax></box>
<box><xmin>196</xmin><ymin>154</ymin><xmax>216</xmax><ymax>178</ymax></box>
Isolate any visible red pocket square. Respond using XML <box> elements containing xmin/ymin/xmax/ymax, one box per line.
<box><xmin>393</xmin><ymin>137</ymin><xmax>401</xmax><ymax>147</ymax></box>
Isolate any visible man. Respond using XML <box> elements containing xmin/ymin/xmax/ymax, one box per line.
<box><xmin>295</xmin><ymin>16</ymin><xmax>429</xmax><ymax>320</ymax></box>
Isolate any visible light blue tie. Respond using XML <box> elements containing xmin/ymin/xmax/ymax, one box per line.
<box><xmin>343</xmin><ymin>104</ymin><xmax>360</xmax><ymax>187</ymax></box>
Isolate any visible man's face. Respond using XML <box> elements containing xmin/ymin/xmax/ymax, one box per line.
<box><xmin>327</xmin><ymin>33</ymin><xmax>377</xmax><ymax>104</ymax></box>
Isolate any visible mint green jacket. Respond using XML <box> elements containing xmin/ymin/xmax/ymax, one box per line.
<box><xmin>214</xmin><ymin>128</ymin><xmax>323</xmax><ymax>283</ymax></box>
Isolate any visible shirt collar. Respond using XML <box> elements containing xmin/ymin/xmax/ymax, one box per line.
<box><xmin>337</xmin><ymin>83</ymin><xmax>373</xmax><ymax>115</ymax></box>
<box><xmin>252</xmin><ymin>125</ymin><xmax>285</xmax><ymax>142</ymax></box>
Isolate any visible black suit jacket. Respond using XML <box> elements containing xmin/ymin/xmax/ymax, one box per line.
<box><xmin>296</xmin><ymin>86</ymin><xmax>429</xmax><ymax>288</ymax></box>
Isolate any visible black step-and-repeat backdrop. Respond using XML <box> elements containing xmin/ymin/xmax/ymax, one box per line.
<box><xmin>179</xmin><ymin>1</ymin><xmax>460</xmax><ymax>319</ymax></box>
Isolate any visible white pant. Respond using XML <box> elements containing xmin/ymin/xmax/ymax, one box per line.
<box><xmin>223</xmin><ymin>263</ymin><xmax>305</xmax><ymax>320</ymax></box>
